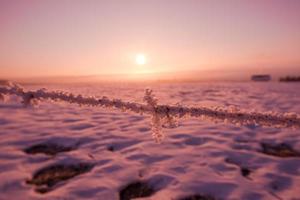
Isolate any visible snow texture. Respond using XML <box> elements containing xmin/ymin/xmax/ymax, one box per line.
<box><xmin>0</xmin><ymin>81</ymin><xmax>300</xmax><ymax>200</ymax></box>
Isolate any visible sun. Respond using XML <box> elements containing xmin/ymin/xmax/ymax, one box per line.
<box><xmin>135</xmin><ymin>54</ymin><xmax>146</xmax><ymax>65</ymax></box>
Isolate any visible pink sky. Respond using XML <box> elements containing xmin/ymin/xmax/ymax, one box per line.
<box><xmin>0</xmin><ymin>0</ymin><xmax>300</xmax><ymax>79</ymax></box>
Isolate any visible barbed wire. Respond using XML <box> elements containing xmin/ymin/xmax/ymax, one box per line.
<box><xmin>0</xmin><ymin>81</ymin><xmax>299</xmax><ymax>142</ymax></box>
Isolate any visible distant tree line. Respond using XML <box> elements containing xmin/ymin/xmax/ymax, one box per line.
<box><xmin>279</xmin><ymin>76</ymin><xmax>300</xmax><ymax>82</ymax></box>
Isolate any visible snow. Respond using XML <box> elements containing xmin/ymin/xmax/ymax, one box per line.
<box><xmin>0</xmin><ymin>82</ymin><xmax>300</xmax><ymax>200</ymax></box>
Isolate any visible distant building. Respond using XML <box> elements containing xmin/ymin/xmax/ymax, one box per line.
<box><xmin>251</xmin><ymin>74</ymin><xmax>271</xmax><ymax>82</ymax></box>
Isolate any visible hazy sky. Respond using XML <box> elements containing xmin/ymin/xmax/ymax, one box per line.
<box><xmin>1</xmin><ymin>0</ymin><xmax>300</xmax><ymax>78</ymax></box>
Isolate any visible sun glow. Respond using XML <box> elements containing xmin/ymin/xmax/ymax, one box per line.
<box><xmin>130</xmin><ymin>53</ymin><xmax>155</xmax><ymax>77</ymax></box>
<box><xmin>135</xmin><ymin>54</ymin><xmax>146</xmax><ymax>65</ymax></box>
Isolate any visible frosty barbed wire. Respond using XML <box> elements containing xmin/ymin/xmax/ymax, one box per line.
<box><xmin>0</xmin><ymin>81</ymin><xmax>300</xmax><ymax>142</ymax></box>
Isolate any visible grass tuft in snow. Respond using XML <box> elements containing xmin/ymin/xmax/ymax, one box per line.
<box><xmin>119</xmin><ymin>181</ymin><xmax>156</xmax><ymax>200</ymax></box>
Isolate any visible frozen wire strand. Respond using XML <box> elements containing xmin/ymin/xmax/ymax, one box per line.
<box><xmin>0</xmin><ymin>85</ymin><xmax>300</xmax><ymax>131</ymax></box>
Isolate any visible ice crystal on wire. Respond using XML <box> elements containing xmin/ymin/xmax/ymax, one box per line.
<box><xmin>143</xmin><ymin>89</ymin><xmax>164</xmax><ymax>142</ymax></box>
<box><xmin>22</xmin><ymin>92</ymin><xmax>36</xmax><ymax>106</ymax></box>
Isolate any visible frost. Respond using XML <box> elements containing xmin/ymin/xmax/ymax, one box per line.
<box><xmin>1</xmin><ymin>83</ymin><xmax>300</xmax><ymax>142</ymax></box>
<box><xmin>143</xmin><ymin>89</ymin><xmax>164</xmax><ymax>142</ymax></box>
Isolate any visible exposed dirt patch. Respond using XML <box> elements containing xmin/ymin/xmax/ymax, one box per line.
<box><xmin>260</xmin><ymin>142</ymin><xmax>300</xmax><ymax>158</ymax></box>
<box><xmin>26</xmin><ymin>162</ymin><xmax>94</xmax><ymax>193</ymax></box>
<box><xmin>119</xmin><ymin>181</ymin><xmax>156</xmax><ymax>200</ymax></box>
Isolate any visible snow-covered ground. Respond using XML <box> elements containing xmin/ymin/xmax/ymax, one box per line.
<box><xmin>0</xmin><ymin>82</ymin><xmax>300</xmax><ymax>200</ymax></box>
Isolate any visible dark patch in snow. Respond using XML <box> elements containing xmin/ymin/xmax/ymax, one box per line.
<box><xmin>266</xmin><ymin>173</ymin><xmax>292</xmax><ymax>192</ymax></box>
<box><xmin>26</xmin><ymin>162</ymin><xmax>94</xmax><ymax>193</ymax></box>
<box><xmin>24</xmin><ymin>142</ymin><xmax>76</xmax><ymax>156</ymax></box>
<box><xmin>240</xmin><ymin>167</ymin><xmax>251</xmax><ymax>178</ymax></box>
<box><xmin>260</xmin><ymin>142</ymin><xmax>300</xmax><ymax>158</ymax></box>
<box><xmin>119</xmin><ymin>181</ymin><xmax>156</xmax><ymax>200</ymax></box>
<box><xmin>178</xmin><ymin>194</ymin><xmax>216</xmax><ymax>200</ymax></box>
<box><xmin>225</xmin><ymin>158</ymin><xmax>252</xmax><ymax>179</ymax></box>
<box><xmin>107</xmin><ymin>145</ymin><xmax>115</xmax><ymax>152</ymax></box>
<box><xmin>184</xmin><ymin>137</ymin><xmax>206</xmax><ymax>146</ymax></box>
